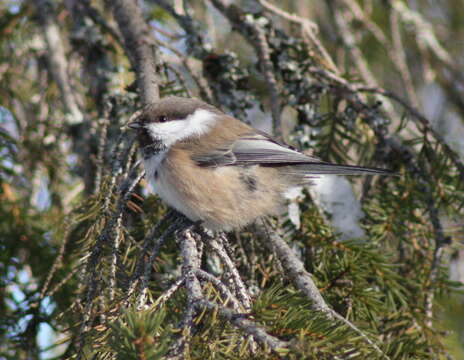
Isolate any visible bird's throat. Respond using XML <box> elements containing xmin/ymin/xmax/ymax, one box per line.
<box><xmin>136</xmin><ymin>129</ymin><xmax>167</xmax><ymax>159</ymax></box>
<box><xmin>142</xmin><ymin>140</ymin><xmax>167</xmax><ymax>159</ymax></box>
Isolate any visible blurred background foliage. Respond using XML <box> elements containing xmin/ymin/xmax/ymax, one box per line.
<box><xmin>0</xmin><ymin>0</ymin><xmax>463</xmax><ymax>359</ymax></box>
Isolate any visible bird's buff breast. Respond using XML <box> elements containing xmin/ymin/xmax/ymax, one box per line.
<box><xmin>143</xmin><ymin>151</ymin><xmax>201</xmax><ymax>223</ymax></box>
<box><xmin>143</xmin><ymin>149</ymin><xmax>285</xmax><ymax>231</ymax></box>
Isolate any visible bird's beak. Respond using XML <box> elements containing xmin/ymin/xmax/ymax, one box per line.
<box><xmin>127</xmin><ymin>121</ymin><xmax>143</xmax><ymax>130</ymax></box>
<box><xmin>124</xmin><ymin>110</ymin><xmax>144</xmax><ymax>130</ymax></box>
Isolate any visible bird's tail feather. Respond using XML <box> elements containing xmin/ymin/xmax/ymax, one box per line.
<box><xmin>285</xmin><ymin>163</ymin><xmax>395</xmax><ymax>176</ymax></box>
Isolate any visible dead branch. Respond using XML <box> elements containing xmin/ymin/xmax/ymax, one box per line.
<box><xmin>35</xmin><ymin>0</ymin><xmax>83</xmax><ymax>125</ymax></box>
<box><xmin>107</xmin><ymin>0</ymin><xmax>160</xmax><ymax>104</ymax></box>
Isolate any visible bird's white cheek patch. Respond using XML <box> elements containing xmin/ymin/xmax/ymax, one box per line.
<box><xmin>146</xmin><ymin>109</ymin><xmax>217</xmax><ymax>146</ymax></box>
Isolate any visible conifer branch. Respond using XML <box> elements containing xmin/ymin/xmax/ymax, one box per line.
<box><xmin>172</xmin><ymin>226</ymin><xmax>289</xmax><ymax>355</ymax></box>
<box><xmin>76</xmin><ymin>144</ymin><xmax>142</xmax><ymax>357</ymax></box>
<box><xmin>196</xmin><ymin>298</ymin><xmax>290</xmax><ymax>352</ymax></box>
<box><xmin>255</xmin><ymin>222</ymin><xmax>331</xmax><ymax>312</ymax></box>
<box><xmin>305</xmin><ymin>65</ymin><xmax>464</xmax><ymax>181</ymax></box>
<box><xmin>357</xmin><ymin>87</ymin><xmax>464</xmax><ymax>181</ymax></box>
<box><xmin>4</xmin><ymin>0</ymin><xmax>463</xmax><ymax>358</ymax></box>
<box><xmin>255</xmin><ymin>221</ymin><xmax>390</xmax><ymax>359</ymax></box>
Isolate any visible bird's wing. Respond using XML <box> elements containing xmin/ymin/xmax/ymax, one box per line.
<box><xmin>192</xmin><ymin>132</ymin><xmax>392</xmax><ymax>176</ymax></box>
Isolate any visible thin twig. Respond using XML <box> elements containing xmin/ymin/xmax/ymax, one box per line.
<box><xmin>136</xmin><ymin>217</ymin><xmax>189</xmax><ymax>309</ymax></box>
<box><xmin>48</xmin><ymin>264</ymin><xmax>83</xmax><ymax>298</ymax></box>
<box><xmin>109</xmin><ymin>216</ymin><xmax>123</xmax><ymax>302</ymax></box>
<box><xmin>340</xmin><ymin>0</ymin><xmax>388</xmax><ymax>45</ymax></box>
<box><xmin>80</xmin><ymin>0</ymin><xmax>125</xmax><ymax>47</ymax></box>
<box><xmin>164</xmin><ymin>63</ymin><xmax>192</xmax><ymax>97</ymax></box>
<box><xmin>424</xmin><ymin>198</ymin><xmax>447</xmax><ymax>328</ymax></box>
<box><xmin>208</xmin><ymin>235</ymin><xmax>252</xmax><ymax>311</ymax></box>
<box><xmin>125</xmin><ymin>210</ymin><xmax>175</xmax><ymax>301</ymax></box>
<box><xmin>152</xmin><ymin>277</ymin><xmax>185</xmax><ymax>309</ymax></box>
<box><xmin>339</xmin><ymin>0</ymin><xmax>419</xmax><ymax>107</ymax></box>
<box><xmin>389</xmin><ymin>8</ymin><xmax>419</xmax><ymax>108</ymax></box>
<box><xmin>196</xmin><ymin>299</ymin><xmax>289</xmax><ymax>352</ymax></box>
<box><xmin>304</xmin><ymin>66</ymin><xmax>452</xmax><ymax>331</ymax></box>
<box><xmin>258</xmin><ymin>0</ymin><xmax>338</xmax><ymax>73</ymax></box>
<box><xmin>244</xmin><ymin>16</ymin><xmax>281</xmax><ymax>137</ymax></box>
<box><xmin>209</xmin><ymin>0</ymin><xmax>282</xmax><ymax>137</ymax></box>
<box><xmin>154</xmin><ymin>37</ymin><xmax>215</xmax><ymax>104</ymax></box>
<box><xmin>94</xmin><ymin>102</ymin><xmax>111</xmax><ymax>193</ymax></box>
<box><xmin>102</xmin><ymin>133</ymin><xmax>134</xmax><ymax>213</ymax></box>
<box><xmin>39</xmin><ymin>219</ymin><xmax>73</xmax><ymax>300</ymax></box>
<box><xmin>195</xmin><ymin>269</ymin><xmax>242</xmax><ymax>312</ymax></box>
<box><xmin>391</xmin><ymin>1</ymin><xmax>453</xmax><ymax>67</ymax></box>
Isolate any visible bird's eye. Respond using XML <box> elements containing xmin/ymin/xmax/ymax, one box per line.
<box><xmin>159</xmin><ymin>115</ymin><xmax>168</xmax><ymax>123</ymax></box>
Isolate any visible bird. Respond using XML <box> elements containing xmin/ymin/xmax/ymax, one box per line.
<box><xmin>127</xmin><ymin>96</ymin><xmax>392</xmax><ymax>231</ymax></box>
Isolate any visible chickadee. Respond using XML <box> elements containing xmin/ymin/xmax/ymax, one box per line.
<box><xmin>128</xmin><ymin>96</ymin><xmax>391</xmax><ymax>231</ymax></box>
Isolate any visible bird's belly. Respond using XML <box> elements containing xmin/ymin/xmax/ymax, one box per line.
<box><xmin>144</xmin><ymin>154</ymin><xmax>201</xmax><ymax>221</ymax></box>
<box><xmin>149</xmin><ymin>175</ymin><xmax>201</xmax><ymax>222</ymax></box>
<box><xmin>146</xmin><ymin>154</ymin><xmax>285</xmax><ymax>231</ymax></box>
